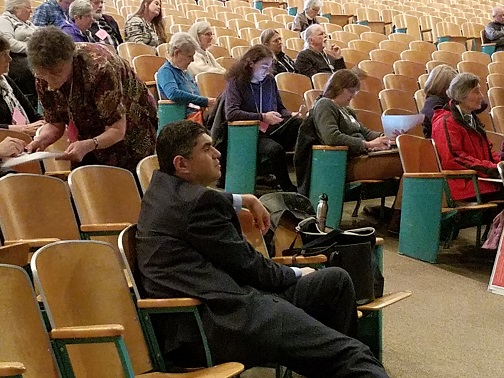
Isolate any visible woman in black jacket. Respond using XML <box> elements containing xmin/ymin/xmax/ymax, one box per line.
<box><xmin>0</xmin><ymin>35</ymin><xmax>43</xmax><ymax>136</ymax></box>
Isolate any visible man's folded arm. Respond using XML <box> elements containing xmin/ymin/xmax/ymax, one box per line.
<box><xmin>187</xmin><ymin>190</ymin><xmax>297</xmax><ymax>292</ymax></box>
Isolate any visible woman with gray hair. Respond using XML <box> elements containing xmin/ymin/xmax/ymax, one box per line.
<box><xmin>187</xmin><ymin>21</ymin><xmax>225</xmax><ymax>77</ymax></box>
<box><xmin>26</xmin><ymin>26</ymin><xmax>157</xmax><ymax>172</ymax></box>
<box><xmin>156</xmin><ymin>32</ymin><xmax>216</xmax><ymax>124</ymax></box>
<box><xmin>432</xmin><ymin>72</ymin><xmax>501</xmax><ymax>201</ymax></box>
<box><xmin>291</xmin><ymin>0</ymin><xmax>323</xmax><ymax>33</ymax></box>
<box><xmin>0</xmin><ymin>0</ymin><xmax>37</xmax><ymax>105</ymax></box>
<box><xmin>58</xmin><ymin>0</ymin><xmax>94</xmax><ymax>42</ymax></box>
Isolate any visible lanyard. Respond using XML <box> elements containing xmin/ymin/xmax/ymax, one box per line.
<box><xmin>320</xmin><ymin>51</ymin><xmax>335</xmax><ymax>73</ymax></box>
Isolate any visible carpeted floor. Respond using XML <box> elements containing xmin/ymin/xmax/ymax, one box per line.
<box><xmin>242</xmin><ymin>198</ymin><xmax>504</xmax><ymax>378</ymax></box>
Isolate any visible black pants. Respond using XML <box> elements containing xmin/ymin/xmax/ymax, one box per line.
<box><xmin>258</xmin><ymin>117</ymin><xmax>301</xmax><ymax>191</ymax></box>
<box><xmin>9</xmin><ymin>53</ymin><xmax>37</xmax><ymax>108</ymax></box>
<box><xmin>215</xmin><ymin>268</ymin><xmax>387</xmax><ymax>378</ymax></box>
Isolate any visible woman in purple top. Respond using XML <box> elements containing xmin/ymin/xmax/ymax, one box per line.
<box><xmin>224</xmin><ymin>45</ymin><xmax>302</xmax><ymax>192</ymax></box>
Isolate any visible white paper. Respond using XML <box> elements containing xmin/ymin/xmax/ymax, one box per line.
<box><xmin>381</xmin><ymin>114</ymin><xmax>425</xmax><ymax>137</ymax></box>
<box><xmin>2</xmin><ymin>151</ymin><xmax>66</xmax><ymax>168</ymax></box>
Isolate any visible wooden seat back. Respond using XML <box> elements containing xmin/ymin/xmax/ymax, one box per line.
<box><xmin>383</xmin><ymin>74</ymin><xmax>419</xmax><ymax>96</ymax></box>
<box><xmin>68</xmin><ymin>165</ymin><xmax>141</xmax><ymax>226</ymax></box>
<box><xmin>42</xmin><ymin>132</ymin><xmax>71</xmax><ymax>176</ymax></box>
<box><xmin>0</xmin><ymin>243</ymin><xmax>30</xmax><ymax>266</ymax></box>
<box><xmin>279</xmin><ymin>90</ymin><xmax>304</xmax><ymax>114</ymax></box>
<box><xmin>486</xmin><ymin>131</ymin><xmax>504</xmax><ymax>155</ymax></box>
<box><xmin>379</xmin><ymin>89</ymin><xmax>418</xmax><ymax>113</ymax></box>
<box><xmin>275</xmin><ymin>72</ymin><xmax>313</xmax><ymax>98</ymax></box>
<box><xmin>136</xmin><ymin>154</ymin><xmax>159</xmax><ymax>194</ymax></box>
<box><xmin>195</xmin><ymin>72</ymin><xmax>227</xmax><ymax>99</ymax></box>
<box><xmin>0</xmin><ymin>174</ymin><xmax>81</xmax><ymax>246</ymax></box>
<box><xmin>396</xmin><ymin>134</ymin><xmax>440</xmax><ymax>174</ymax></box>
<box><xmin>311</xmin><ymin>72</ymin><xmax>331</xmax><ymax>90</ymax></box>
<box><xmin>32</xmin><ymin>241</ymin><xmax>153</xmax><ymax>376</ymax></box>
<box><xmin>131</xmin><ymin>54</ymin><xmax>166</xmax><ymax>83</ymax></box>
<box><xmin>350</xmin><ymin>90</ymin><xmax>382</xmax><ymax>114</ymax></box>
<box><xmin>304</xmin><ymin>89</ymin><xmax>322</xmax><ymax>110</ymax></box>
<box><xmin>117</xmin><ymin>42</ymin><xmax>156</xmax><ymax>66</ymax></box>
<box><xmin>0</xmin><ymin>264</ymin><xmax>60</xmax><ymax>377</ymax></box>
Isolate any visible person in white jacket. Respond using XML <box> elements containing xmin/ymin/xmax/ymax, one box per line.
<box><xmin>187</xmin><ymin>21</ymin><xmax>226</xmax><ymax>77</ymax></box>
<box><xmin>0</xmin><ymin>0</ymin><xmax>38</xmax><ymax>105</ymax></box>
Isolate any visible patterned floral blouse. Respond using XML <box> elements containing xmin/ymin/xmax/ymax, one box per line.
<box><xmin>37</xmin><ymin>43</ymin><xmax>158</xmax><ymax>172</ymax></box>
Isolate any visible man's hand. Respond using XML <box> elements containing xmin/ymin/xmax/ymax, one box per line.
<box><xmin>241</xmin><ymin>194</ymin><xmax>271</xmax><ymax>234</ymax></box>
<box><xmin>324</xmin><ymin>44</ymin><xmax>342</xmax><ymax>60</ymax></box>
<box><xmin>300</xmin><ymin>267</ymin><xmax>315</xmax><ymax>276</ymax></box>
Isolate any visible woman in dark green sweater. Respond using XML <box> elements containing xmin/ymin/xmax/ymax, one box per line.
<box><xmin>310</xmin><ymin>69</ymin><xmax>402</xmax><ymax>182</ymax></box>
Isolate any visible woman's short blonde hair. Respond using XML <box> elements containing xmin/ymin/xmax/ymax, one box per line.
<box><xmin>424</xmin><ymin>64</ymin><xmax>457</xmax><ymax>99</ymax></box>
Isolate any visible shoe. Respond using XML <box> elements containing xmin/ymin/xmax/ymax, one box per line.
<box><xmin>281</xmin><ymin>184</ymin><xmax>298</xmax><ymax>193</ymax></box>
<box><xmin>387</xmin><ymin>209</ymin><xmax>401</xmax><ymax>234</ymax></box>
<box><xmin>256</xmin><ymin>174</ymin><xmax>278</xmax><ymax>188</ymax></box>
<box><xmin>363</xmin><ymin>205</ymin><xmax>393</xmax><ymax>220</ymax></box>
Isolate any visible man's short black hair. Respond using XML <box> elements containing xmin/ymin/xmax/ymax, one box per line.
<box><xmin>156</xmin><ymin>120</ymin><xmax>209</xmax><ymax>175</ymax></box>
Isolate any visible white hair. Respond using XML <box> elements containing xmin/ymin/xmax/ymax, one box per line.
<box><xmin>69</xmin><ymin>0</ymin><xmax>92</xmax><ymax>19</ymax></box>
<box><xmin>304</xmin><ymin>0</ymin><xmax>322</xmax><ymax>11</ymax></box>
<box><xmin>4</xmin><ymin>0</ymin><xmax>29</xmax><ymax>12</ymax></box>
<box><xmin>168</xmin><ymin>32</ymin><xmax>199</xmax><ymax>57</ymax></box>
<box><xmin>187</xmin><ymin>21</ymin><xmax>211</xmax><ymax>49</ymax></box>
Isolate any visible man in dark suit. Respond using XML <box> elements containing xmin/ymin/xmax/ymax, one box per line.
<box><xmin>136</xmin><ymin>120</ymin><xmax>388</xmax><ymax>377</ymax></box>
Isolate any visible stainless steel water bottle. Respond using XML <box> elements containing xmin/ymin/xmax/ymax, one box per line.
<box><xmin>316</xmin><ymin>193</ymin><xmax>328</xmax><ymax>232</ymax></box>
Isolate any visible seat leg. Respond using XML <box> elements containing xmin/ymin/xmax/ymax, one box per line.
<box><xmin>352</xmin><ymin>199</ymin><xmax>361</xmax><ymax>217</ymax></box>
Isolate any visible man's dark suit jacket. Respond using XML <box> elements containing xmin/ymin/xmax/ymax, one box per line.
<box><xmin>136</xmin><ymin>170</ymin><xmax>300</xmax><ymax>365</ymax></box>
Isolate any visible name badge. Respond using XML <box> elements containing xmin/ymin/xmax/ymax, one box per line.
<box><xmin>12</xmin><ymin>107</ymin><xmax>27</xmax><ymax>125</ymax></box>
<box><xmin>95</xmin><ymin>29</ymin><xmax>109</xmax><ymax>40</ymax></box>
<box><xmin>67</xmin><ymin>120</ymin><xmax>79</xmax><ymax>142</ymax></box>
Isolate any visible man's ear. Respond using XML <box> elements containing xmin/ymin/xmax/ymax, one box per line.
<box><xmin>173</xmin><ymin>155</ymin><xmax>189</xmax><ymax>174</ymax></box>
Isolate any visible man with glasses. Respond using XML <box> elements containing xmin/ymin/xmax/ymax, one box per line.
<box><xmin>89</xmin><ymin>0</ymin><xmax>123</xmax><ymax>49</ymax></box>
<box><xmin>294</xmin><ymin>24</ymin><xmax>346</xmax><ymax>78</ymax></box>
<box><xmin>485</xmin><ymin>7</ymin><xmax>504</xmax><ymax>52</ymax></box>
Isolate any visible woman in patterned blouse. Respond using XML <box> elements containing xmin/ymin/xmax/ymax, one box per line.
<box><xmin>124</xmin><ymin>0</ymin><xmax>166</xmax><ymax>47</ymax></box>
<box><xmin>26</xmin><ymin>26</ymin><xmax>157</xmax><ymax>172</ymax></box>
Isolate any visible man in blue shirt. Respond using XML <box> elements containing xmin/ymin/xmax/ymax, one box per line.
<box><xmin>32</xmin><ymin>0</ymin><xmax>73</xmax><ymax>26</ymax></box>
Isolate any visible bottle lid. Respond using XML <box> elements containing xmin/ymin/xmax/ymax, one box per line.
<box><xmin>319</xmin><ymin>193</ymin><xmax>328</xmax><ymax>201</ymax></box>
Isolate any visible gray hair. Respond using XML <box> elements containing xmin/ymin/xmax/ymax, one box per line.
<box><xmin>5</xmin><ymin>0</ymin><xmax>29</xmax><ymax>12</ymax></box>
<box><xmin>187</xmin><ymin>21</ymin><xmax>211</xmax><ymax>49</ymax></box>
<box><xmin>304</xmin><ymin>0</ymin><xmax>322</xmax><ymax>11</ymax></box>
<box><xmin>303</xmin><ymin>23</ymin><xmax>322</xmax><ymax>49</ymax></box>
<box><xmin>167</xmin><ymin>32</ymin><xmax>199</xmax><ymax>57</ymax></box>
<box><xmin>493</xmin><ymin>6</ymin><xmax>504</xmax><ymax>17</ymax></box>
<box><xmin>446</xmin><ymin>73</ymin><xmax>481</xmax><ymax>102</ymax></box>
<box><xmin>69</xmin><ymin>0</ymin><xmax>92</xmax><ymax>19</ymax></box>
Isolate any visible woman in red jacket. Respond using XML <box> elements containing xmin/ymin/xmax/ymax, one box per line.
<box><xmin>432</xmin><ymin>72</ymin><xmax>501</xmax><ymax>201</ymax></box>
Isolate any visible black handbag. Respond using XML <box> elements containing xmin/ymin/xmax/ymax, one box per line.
<box><xmin>282</xmin><ymin>220</ymin><xmax>384</xmax><ymax>306</ymax></box>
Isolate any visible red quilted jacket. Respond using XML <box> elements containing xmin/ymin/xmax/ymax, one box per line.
<box><xmin>431</xmin><ymin>102</ymin><xmax>501</xmax><ymax>201</ymax></box>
